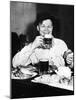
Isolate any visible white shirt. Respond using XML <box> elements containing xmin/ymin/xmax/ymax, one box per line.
<box><xmin>12</xmin><ymin>38</ymin><xmax>68</xmax><ymax>68</ymax></box>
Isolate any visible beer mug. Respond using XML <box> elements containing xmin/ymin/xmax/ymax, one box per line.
<box><xmin>42</xmin><ymin>34</ymin><xmax>52</xmax><ymax>49</ymax></box>
<box><xmin>38</xmin><ymin>59</ymin><xmax>49</xmax><ymax>75</ymax></box>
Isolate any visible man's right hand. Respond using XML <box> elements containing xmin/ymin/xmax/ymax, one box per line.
<box><xmin>32</xmin><ymin>36</ymin><xmax>44</xmax><ymax>49</ymax></box>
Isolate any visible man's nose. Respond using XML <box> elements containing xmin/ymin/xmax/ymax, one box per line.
<box><xmin>44</xmin><ymin>27</ymin><xmax>48</xmax><ymax>31</ymax></box>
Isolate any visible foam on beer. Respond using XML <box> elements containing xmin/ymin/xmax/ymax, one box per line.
<box><xmin>40</xmin><ymin>59</ymin><xmax>48</xmax><ymax>62</ymax></box>
<box><xmin>44</xmin><ymin>34</ymin><xmax>52</xmax><ymax>39</ymax></box>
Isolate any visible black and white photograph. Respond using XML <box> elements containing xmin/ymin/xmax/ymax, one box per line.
<box><xmin>10</xmin><ymin>1</ymin><xmax>74</xmax><ymax>99</ymax></box>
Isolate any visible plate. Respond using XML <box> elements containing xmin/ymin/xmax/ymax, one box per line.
<box><xmin>11</xmin><ymin>68</ymin><xmax>37</xmax><ymax>80</ymax></box>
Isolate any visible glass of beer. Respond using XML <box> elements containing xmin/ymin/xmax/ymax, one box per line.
<box><xmin>42</xmin><ymin>34</ymin><xmax>52</xmax><ymax>49</ymax></box>
<box><xmin>44</xmin><ymin>38</ymin><xmax>52</xmax><ymax>49</ymax></box>
<box><xmin>38</xmin><ymin>59</ymin><xmax>49</xmax><ymax>75</ymax></box>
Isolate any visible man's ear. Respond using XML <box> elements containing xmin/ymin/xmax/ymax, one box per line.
<box><xmin>37</xmin><ymin>25</ymin><xmax>39</xmax><ymax>31</ymax></box>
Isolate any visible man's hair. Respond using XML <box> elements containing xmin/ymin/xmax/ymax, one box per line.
<box><xmin>34</xmin><ymin>12</ymin><xmax>55</xmax><ymax>26</ymax></box>
<box><xmin>26</xmin><ymin>12</ymin><xmax>60</xmax><ymax>43</ymax></box>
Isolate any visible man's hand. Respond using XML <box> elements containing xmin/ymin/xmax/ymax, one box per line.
<box><xmin>66</xmin><ymin>53</ymin><xmax>73</xmax><ymax>65</ymax></box>
<box><xmin>32</xmin><ymin>36</ymin><xmax>44</xmax><ymax>49</ymax></box>
<box><xmin>64</xmin><ymin>49</ymin><xmax>74</xmax><ymax>66</ymax></box>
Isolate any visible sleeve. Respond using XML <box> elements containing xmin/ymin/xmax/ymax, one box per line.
<box><xmin>30</xmin><ymin>52</ymin><xmax>39</xmax><ymax>65</ymax></box>
<box><xmin>12</xmin><ymin>43</ymin><xmax>34</xmax><ymax>68</ymax></box>
<box><xmin>59</xmin><ymin>40</ymin><xmax>68</xmax><ymax>56</ymax></box>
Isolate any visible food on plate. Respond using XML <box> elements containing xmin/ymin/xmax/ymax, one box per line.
<box><xmin>33</xmin><ymin>74</ymin><xmax>60</xmax><ymax>84</ymax></box>
<box><xmin>56</xmin><ymin>66</ymin><xmax>72</xmax><ymax>80</ymax></box>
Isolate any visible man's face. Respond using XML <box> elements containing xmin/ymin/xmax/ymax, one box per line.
<box><xmin>37</xmin><ymin>19</ymin><xmax>53</xmax><ymax>37</ymax></box>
